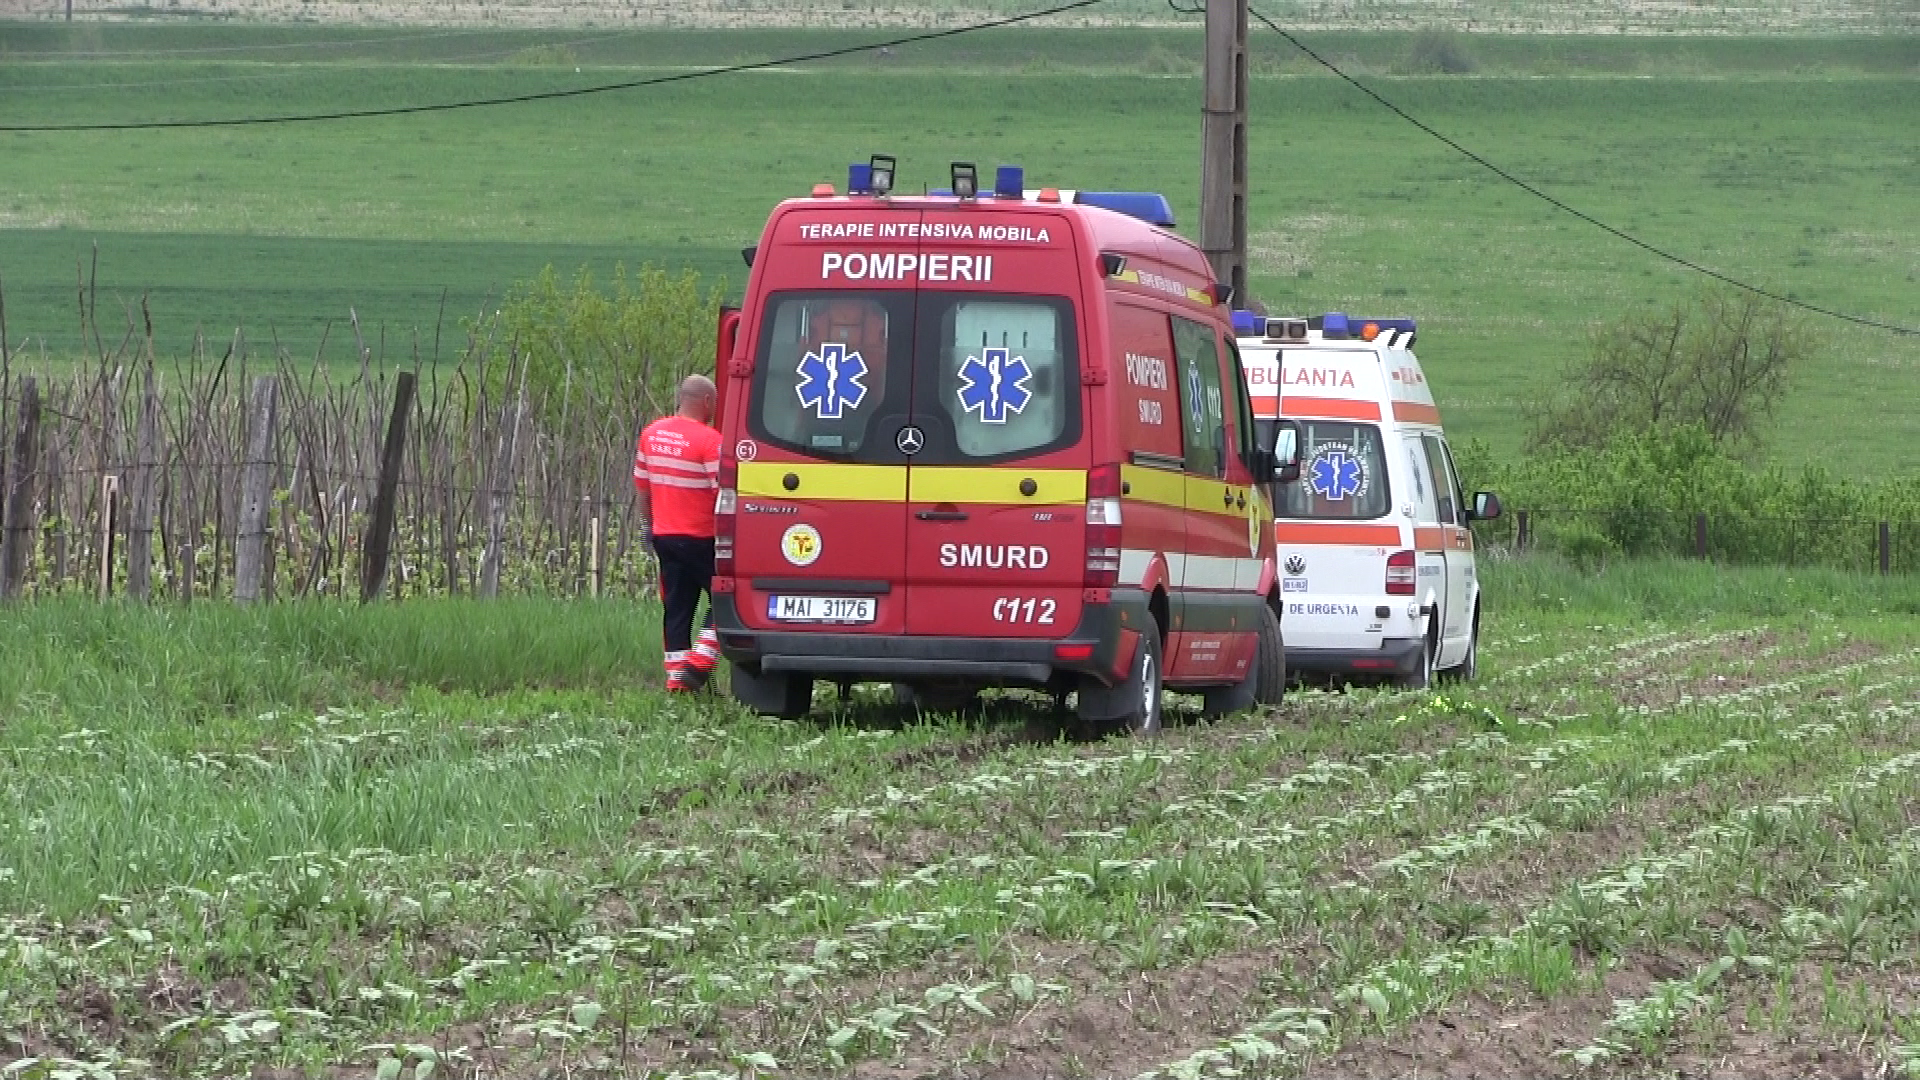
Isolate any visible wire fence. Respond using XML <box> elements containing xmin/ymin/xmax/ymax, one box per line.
<box><xmin>1488</xmin><ymin>507</ymin><xmax>1920</xmax><ymax>576</ymax></box>
<box><xmin>6</xmin><ymin>355</ymin><xmax>1916</xmax><ymax>606</ymax></box>
<box><xmin>0</xmin><ymin>347</ymin><xmax>662</xmax><ymax>604</ymax></box>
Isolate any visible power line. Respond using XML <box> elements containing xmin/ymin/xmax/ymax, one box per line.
<box><xmin>0</xmin><ymin>0</ymin><xmax>1103</xmax><ymax>132</ymax></box>
<box><xmin>1241</xmin><ymin>5</ymin><xmax>1917</xmax><ymax>337</ymax></box>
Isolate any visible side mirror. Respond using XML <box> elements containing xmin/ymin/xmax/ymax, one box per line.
<box><xmin>1271</xmin><ymin>422</ymin><xmax>1301</xmax><ymax>485</ymax></box>
<box><xmin>1470</xmin><ymin>491</ymin><xmax>1502</xmax><ymax>522</ymax></box>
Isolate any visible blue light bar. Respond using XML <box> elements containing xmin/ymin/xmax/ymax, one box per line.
<box><xmin>1073</xmin><ymin>192</ymin><xmax>1176</xmax><ymax>227</ymax></box>
<box><xmin>1230</xmin><ymin>310</ymin><xmax>1263</xmax><ymax>335</ymax></box>
<box><xmin>1356</xmin><ymin>318</ymin><xmax>1418</xmax><ymax>336</ymax></box>
<box><xmin>848</xmin><ymin>162</ymin><xmax>872</xmax><ymax>195</ymax></box>
<box><xmin>1320</xmin><ymin>312</ymin><xmax>1351</xmax><ymax>339</ymax></box>
<box><xmin>994</xmin><ymin>165</ymin><xmax>1024</xmax><ymax>198</ymax></box>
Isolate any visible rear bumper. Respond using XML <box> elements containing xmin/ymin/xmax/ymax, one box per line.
<box><xmin>1287</xmin><ymin>637</ymin><xmax>1426</xmax><ymax>676</ymax></box>
<box><xmin>712</xmin><ymin>588</ymin><xmax>1152</xmax><ymax>687</ymax></box>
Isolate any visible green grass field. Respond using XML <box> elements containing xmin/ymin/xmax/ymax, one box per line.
<box><xmin>1</xmin><ymin>25</ymin><xmax>1916</xmax><ymax>476</ymax></box>
<box><xmin>3</xmin><ymin>556</ymin><xmax>1920</xmax><ymax>1078</ymax></box>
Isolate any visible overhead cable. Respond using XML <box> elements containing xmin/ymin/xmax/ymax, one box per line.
<box><xmin>0</xmin><ymin>0</ymin><xmax>1103</xmax><ymax>132</ymax></box>
<box><xmin>1240</xmin><ymin>5</ymin><xmax>1916</xmax><ymax>335</ymax></box>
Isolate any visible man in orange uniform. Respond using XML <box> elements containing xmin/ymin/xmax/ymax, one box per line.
<box><xmin>634</xmin><ymin>374</ymin><xmax>723</xmax><ymax>692</ymax></box>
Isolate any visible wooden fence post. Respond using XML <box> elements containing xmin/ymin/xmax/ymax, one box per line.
<box><xmin>97</xmin><ymin>475</ymin><xmax>119</xmax><ymax>600</ymax></box>
<box><xmin>360</xmin><ymin>371</ymin><xmax>416</xmax><ymax>603</ymax></box>
<box><xmin>0</xmin><ymin>377</ymin><xmax>40</xmax><ymax>600</ymax></box>
<box><xmin>126</xmin><ymin>368</ymin><xmax>162</xmax><ymax>601</ymax></box>
<box><xmin>1881</xmin><ymin>522</ymin><xmax>1892</xmax><ymax>577</ymax></box>
<box><xmin>234</xmin><ymin>375</ymin><xmax>279</xmax><ymax>604</ymax></box>
<box><xmin>1694</xmin><ymin>513</ymin><xmax>1708</xmax><ymax>559</ymax></box>
<box><xmin>590</xmin><ymin>513</ymin><xmax>603</xmax><ymax>598</ymax></box>
<box><xmin>1515</xmin><ymin>509</ymin><xmax>1530</xmax><ymax>552</ymax></box>
<box><xmin>479</xmin><ymin>390</ymin><xmax>524</xmax><ymax>599</ymax></box>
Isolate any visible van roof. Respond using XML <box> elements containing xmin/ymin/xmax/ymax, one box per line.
<box><xmin>770</xmin><ymin>190</ymin><xmax>1218</xmax><ymax>292</ymax></box>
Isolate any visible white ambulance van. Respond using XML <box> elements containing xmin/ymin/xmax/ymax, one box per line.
<box><xmin>1234</xmin><ymin>311</ymin><xmax>1501</xmax><ymax>687</ymax></box>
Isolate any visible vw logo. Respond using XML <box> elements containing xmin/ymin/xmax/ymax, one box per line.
<box><xmin>1285</xmin><ymin>554</ymin><xmax>1307</xmax><ymax>576</ymax></box>
<box><xmin>895</xmin><ymin>425</ymin><xmax>925</xmax><ymax>456</ymax></box>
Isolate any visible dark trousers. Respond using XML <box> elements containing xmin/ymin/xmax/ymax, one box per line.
<box><xmin>654</xmin><ymin>534</ymin><xmax>715</xmax><ymax>653</ymax></box>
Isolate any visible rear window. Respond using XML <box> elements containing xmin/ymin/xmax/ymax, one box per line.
<box><xmin>749</xmin><ymin>290</ymin><xmax>1078</xmax><ymax>465</ymax></box>
<box><xmin>929</xmin><ymin>297</ymin><xmax>1075</xmax><ymax>462</ymax></box>
<box><xmin>752</xmin><ymin>291</ymin><xmax>910</xmax><ymax>459</ymax></box>
<box><xmin>1276</xmin><ymin>421</ymin><xmax>1393</xmax><ymax>520</ymax></box>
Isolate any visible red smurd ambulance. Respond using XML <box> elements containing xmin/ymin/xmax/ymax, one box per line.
<box><xmin>1235</xmin><ymin>312</ymin><xmax>1502</xmax><ymax>688</ymax></box>
<box><xmin>708</xmin><ymin>158</ymin><xmax>1303</xmax><ymax>733</ymax></box>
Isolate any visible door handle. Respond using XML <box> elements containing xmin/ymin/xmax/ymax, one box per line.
<box><xmin>1236</xmin><ymin>494</ymin><xmax>1247</xmax><ymax>509</ymax></box>
<box><xmin>916</xmin><ymin>510</ymin><xmax>969</xmax><ymax>522</ymax></box>
<box><xmin>1222</xmin><ymin>491</ymin><xmax>1234</xmax><ymax>507</ymax></box>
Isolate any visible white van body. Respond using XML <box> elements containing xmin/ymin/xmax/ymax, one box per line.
<box><xmin>1236</xmin><ymin>313</ymin><xmax>1490</xmax><ymax>685</ymax></box>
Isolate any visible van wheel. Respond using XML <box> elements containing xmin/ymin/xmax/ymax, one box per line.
<box><xmin>1118</xmin><ymin>632</ymin><xmax>1165</xmax><ymax>736</ymax></box>
<box><xmin>1440</xmin><ymin>609</ymin><xmax>1480</xmax><ymax>683</ymax></box>
<box><xmin>1397</xmin><ymin>635</ymin><xmax>1435</xmax><ymax>691</ymax></box>
<box><xmin>1254</xmin><ymin>603</ymin><xmax>1287</xmax><ymax>706</ymax></box>
<box><xmin>892</xmin><ymin>681</ymin><xmax>982</xmax><ymax>713</ymax></box>
<box><xmin>1203</xmin><ymin>604</ymin><xmax>1283</xmax><ymax>716</ymax></box>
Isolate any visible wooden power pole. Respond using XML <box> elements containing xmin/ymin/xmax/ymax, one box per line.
<box><xmin>1200</xmin><ymin>0</ymin><xmax>1249</xmax><ymax>307</ymax></box>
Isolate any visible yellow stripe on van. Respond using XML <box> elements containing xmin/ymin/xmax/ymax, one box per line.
<box><xmin>1120</xmin><ymin>464</ymin><xmax>1185</xmax><ymax>510</ymax></box>
<box><xmin>909</xmin><ymin>467</ymin><xmax>1086</xmax><ymax>505</ymax></box>
<box><xmin>738</xmin><ymin>462</ymin><xmax>907</xmax><ymax>501</ymax></box>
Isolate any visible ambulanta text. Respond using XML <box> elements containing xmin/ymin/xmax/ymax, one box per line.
<box><xmin>822</xmin><ymin>252</ymin><xmax>993</xmax><ymax>283</ymax></box>
<box><xmin>939</xmin><ymin>543</ymin><xmax>1050</xmax><ymax>570</ymax></box>
<box><xmin>1284</xmin><ymin>367</ymin><xmax>1357</xmax><ymax>388</ymax></box>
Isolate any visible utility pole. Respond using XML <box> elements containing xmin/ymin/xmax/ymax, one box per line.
<box><xmin>1200</xmin><ymin>0</ymin><xmax>1249</xmax><ymax>307</ymax></box>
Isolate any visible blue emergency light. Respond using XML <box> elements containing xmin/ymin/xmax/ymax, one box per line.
<box><xmin>1313</xmin><ymin>313</ymin><xmax>1417</xmax><ymax>341</ymax></box>
<box><xmin>1231</xmin><ymin>310</ymin><xmax>1263</xmax><ymax>335</ymax></box>
<box><xmin>995</xmin><ymin>165</ymin><xmax>1024</xmax><ymax>198</ymax></box>
<box><xmin>848</xmin><ymin>162</ymin><xmax>872</xmax><ymax>195</ymax></box>
<box><xmin>1074</xmin><ymin>192</ymin><xmax>1176</xmax><ymax>228</ymax></box>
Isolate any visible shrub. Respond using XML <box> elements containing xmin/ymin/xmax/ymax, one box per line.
<box><xmin>1404</xmin><ymin>28</ymin><xmax>1476</xmax><ymax>75</ymax></box>
<box><xmin>467</xmin><ymin>262</ymin><xmax>726</xmax><ymax>427</ymax></box>
<box><xmin>1530</xmin><ymin>285</ymin><xmax>1812</xmax><ymax>453</ymax></box>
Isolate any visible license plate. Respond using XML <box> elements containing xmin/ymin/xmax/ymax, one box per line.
<box><xmin>767</xmin><ymin>595</ymin><xmax>876</xmax><ymax>624</ymax></box>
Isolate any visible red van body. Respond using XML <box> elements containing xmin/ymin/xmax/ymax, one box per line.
<box><xmin>710</xmin><ymin>176</ymin><xmax>1288</xmax><ymax>729</ymax></box>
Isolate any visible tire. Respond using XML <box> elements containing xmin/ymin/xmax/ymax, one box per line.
<box><xmin>1254</xmin><ymin>602</ymin><xmax>1287</xmax><ymax>706</ymax></box>
<box><xmin>1204</xmin><ymin>602</ymin><xmax>1285</xmax><ymax>715</ymax></box>
<box><xmin>1439</xmin><ymin>608</ymin><xmax>1480</xmax><ymax>683</ymax></box>
<box><xmin>1117</xmin><ymin>632</ymin><xmax>1165</xmax><ymax>736</ymax></box>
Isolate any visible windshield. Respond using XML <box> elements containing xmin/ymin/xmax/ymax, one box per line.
<box><xmin>750</xmin><ymin>290</ymin><xmax>1079</xmax><ymax>465</ymax></box>
<box><xmin>1275</xmin><ymin>421</ymin><xmax>1393</xmax><ymax>520</ymax></box>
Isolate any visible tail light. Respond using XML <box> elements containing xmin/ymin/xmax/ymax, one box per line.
<box><xmin>714</xmin><ymin>459</ymin><xmax>738</xmax><ymax>577</ymax></box>
<box><xmin>1085</xmin><ymin>464</ymin><xmax>1123</xmax><ymax>588</ymax></box>
<box><xmin>1385</xmin><ymin>549</ymin><xmax>1415</xmax><ymax>595</ymax></box>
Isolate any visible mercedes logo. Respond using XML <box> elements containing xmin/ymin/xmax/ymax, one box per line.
<box><xmin>1285</xmin><ymin>554</ymin><xmax>1307</xmax><ymax>576</ymax></box>
<box><xmin>895</xmin><ymin>425</ymin><xmax>925</xmax><ymax>456</ymax></box>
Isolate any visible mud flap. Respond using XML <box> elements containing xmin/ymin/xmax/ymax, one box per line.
<box><xmin>1200</xmin><ymin>647</ymin><xmax>1258</xmax><ymax>716</ymax></box>
<box><xmin>1075</xmin><ymin>630</ymin><xmax>1143</xmax><ymax>722</ymax></box>
<box><xmin>730</xmin><ymin>663</ymin><xmax>813</xmax><ymax>719</ymax></box>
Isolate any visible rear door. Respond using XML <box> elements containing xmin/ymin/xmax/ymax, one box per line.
<box><xmin>1402</xmin><ymin>431</ymin><xmax>1448</xmax><ymax>646</ymax></box>
<box><xmin>731</xmin><ymin>209</ymin><xmax>921</xmax><ymax>635</ymax></box>
<box><xmin>1272</xmin><ymin>349</ymin><xmax>1402</xmax><ymax>650</ymax></box>
<box><xmin>1422</xmin><ymin>434</ymin><xmax>1474</xmax><ymax>660</ymax></box>
<box><xmin>901</xmin><ymin>212</ymin><xmax>1089</xmax><ymax>638</ymax></box>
